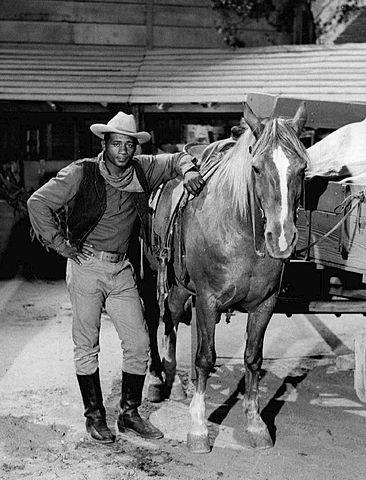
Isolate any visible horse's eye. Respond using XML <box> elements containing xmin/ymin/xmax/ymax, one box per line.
<box><xmin>249</xmin><ymin>146</ymin><xmax>253</xmax><ymax>154</ymax></box>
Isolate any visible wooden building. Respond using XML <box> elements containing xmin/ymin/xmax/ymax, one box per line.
<box><xmin>0</xmin><ymin>0</ymin><xmax>364</xmax><ymax>187</ymax></box>
<box><xmin>1</xmin><ymin>0</ymin><xmax>366</xmax><ymax>270</ymax></box>
<box><xmin>0</xmin><ymin>0</ymin><xmax>297</xmax><ymax>189</ymax></box>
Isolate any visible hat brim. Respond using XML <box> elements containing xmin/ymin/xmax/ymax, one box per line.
<box><xmin>90</xmin><ymin>124</ymin><xmax>151</xmax><ymax>144</ymax></box>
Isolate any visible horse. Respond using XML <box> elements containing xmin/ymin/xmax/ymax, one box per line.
<box><xmin>145</xmin><ymin>102</ymin><xmax>308</xmax><ymax>454</ymax></box>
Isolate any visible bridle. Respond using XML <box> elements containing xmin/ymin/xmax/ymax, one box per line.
<box><xmin>248</xmin><ymin>146</ymin><xmax>303</xmax><ymax>259</ymax></box>
<box><xmin>248</xmin><ymin>142</ymin><xmax>267</xmax><ymax>258</ymax></box>
<box><xmin>249</xmin><ymin>173</ymin><xmax>266</xmax><ymax>258</ymax></box>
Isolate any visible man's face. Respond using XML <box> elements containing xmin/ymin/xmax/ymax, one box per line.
<box><xmin>103</xmin><ymin>133</ymin><xmax>137</xmax><ymax>171</ymax></box>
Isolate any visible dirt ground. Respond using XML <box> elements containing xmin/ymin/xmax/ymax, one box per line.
<box><xmin>1</xmin><ymin>277</ymin><xmax>366</xmax><ymax>480</ymax></box>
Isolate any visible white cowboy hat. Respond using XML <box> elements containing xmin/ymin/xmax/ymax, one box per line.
<box><xmin>90</xmin><ymin>112</ymin><xmax>151</xmax><ymax>144</ymax></box>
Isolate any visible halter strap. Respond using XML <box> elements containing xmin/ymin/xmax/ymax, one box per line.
<box><xmin>249</xmin><ymin>173</ymin><xmax>266</xmax><ymax>258</ymax></box>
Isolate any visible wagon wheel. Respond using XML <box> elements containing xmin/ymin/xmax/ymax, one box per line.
<box><xmin>354</xmin><ymin>333</ymin><xmax>366</xmax><ymax>403</ymax></box>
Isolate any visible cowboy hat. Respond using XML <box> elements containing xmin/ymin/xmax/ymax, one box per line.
<box><xmin>90</xmin><ymin>112</ymin><xmax>151</xmax><ymax>144</ymax></box>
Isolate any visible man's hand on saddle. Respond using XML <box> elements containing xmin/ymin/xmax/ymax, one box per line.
<box><xmin>183</xmin><ymin>170</ymin><xmax>205</xmax><ymax>196</ymax></box>
<box><xmin>59</xmin><ymin>242</ymin><xmax>95</xmax><ymax>265</ymax></box>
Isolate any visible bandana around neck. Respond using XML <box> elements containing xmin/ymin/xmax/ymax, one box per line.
<box><xmin>98</xmin><ymin>153</ymin><xmax>144</xmax><ymax>193</ymax></box>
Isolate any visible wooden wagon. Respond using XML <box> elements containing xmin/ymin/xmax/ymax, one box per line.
<box><xmin>243</xmin><ymin>93</ymin><xmax>366</xmax><ymax>401</ymax></box>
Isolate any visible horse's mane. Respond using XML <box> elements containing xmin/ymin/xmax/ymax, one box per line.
<box><xmin>210</xmin><ymin>117</ymin><xmax>309</xmax><ymax>218</ymax></box>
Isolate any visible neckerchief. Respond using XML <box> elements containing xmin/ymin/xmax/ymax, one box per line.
<box><xmin>98</xmin><ymin>153</ymin><xmax>144</xmax><ymax>192</ymax></box>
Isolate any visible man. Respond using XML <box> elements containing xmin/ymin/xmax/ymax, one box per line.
<box><xmin>27</xmin><ymin>112</ymin><xmax>205</xmax><ymax>444</ymax></box>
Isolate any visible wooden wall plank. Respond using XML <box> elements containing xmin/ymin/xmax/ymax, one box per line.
<box><xmin>0</xmin><ymin>42</ymin><xmax>144</xmax><ymax>54</ymax></box>
<box><xmin>0</xmin><ymin>21</ymin><xmax>75</xmax><ymax>44</ymax></box>
<box><xmin>0</xmin><ymin>0</ymin><xmax>288</xmax><ymax>48</ymax></box>
<box><xmin>152</xmin><ymin>26</ymin><xmax>288</xmax><ymax>48</ymax></box>
<box><xmin>153</xmin><ymin>6</ymin><xmax>282</xmax><ymax>31</ymax></box>
<box><xmin>153</xmin><ymin>26</ymin><xmax>224</xmax><ymax>48</ymax></box>
<box><xmin>50</xmin><ymin>0</ymin><xmax>206</xmax><ymax>4</ymax></box>
<box><xmin>146</xmin><ymin>0</ymin><xmax>154</xmax><ymax>48</ymax></box>
<box><xmin>0</xmin><ymin>21</ymin><xmax>146</xmax><ymax>45</ymax></box>
<box><xmin>155</xmin><ymin>0</ymin><xmax>211</xmax><ymax>6</ymax></box>
<box><xmin>1</xmin><ymin>0</ymin><xmax>146</xmax><ymax>25</ymax></box>
<box><xmin>73</xmin><ymin>23</ymin><xmax>146</xmax><ymax>45</ymax></box>
<box><xmin>39</xmin><ymin>0</ymin><xmax>147</xmax><ymax>4</ymax></box>
<box><xmin>154</xmin><ymin>5</ymin><xmax>216</xmax><ymax>27</ymax></box>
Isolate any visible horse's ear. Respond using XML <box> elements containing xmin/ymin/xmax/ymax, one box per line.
<box><xmin>242</xmin><ymin>103</ymin><xmax>263</xmax><ymax>140</ymax></box>
<box><xmin>292</xmin><ymin>101</ymin><xmax>307</xmax><ymax>136</ymax></box>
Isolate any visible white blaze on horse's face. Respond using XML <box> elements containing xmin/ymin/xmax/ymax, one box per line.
<box><xmin>258</xmin><ymin>144</ymin><xmax>302</xmax><ymax>259</ymax></box>
<box><xmin>252</xmin><ymin>143</ymin><xmax>303</xmax><ymax>260</ymax></box>
<box><xmin>272</xmin><ymin>146</ymin><xmax>290</xmax><ymax>252</ymax></box>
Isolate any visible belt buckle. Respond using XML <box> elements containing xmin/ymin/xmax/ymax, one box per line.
<box><xmin>109</xmin><ymin>251</ymin><xmax>121</xmax><ymax>263</ymax></box>
<box><xmin>110</xmin><ymin>253</ymin><xmax>119</xmax><ymax>263</ymax></box>
<box><xmin>100</xmin><ymin>251</ymin><xmax>112</xmax><ymax>262</ymax></box>
<box><xmin>97</xmin><ymin>250</ymin><xmax>123</xmax><ymax>263</ymax></box>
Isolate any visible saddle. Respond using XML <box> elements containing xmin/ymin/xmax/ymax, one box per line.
<box><xmin>149</xmin><ymin>138</ymin><xmax>237</xmax><ymax>313</ymax></box>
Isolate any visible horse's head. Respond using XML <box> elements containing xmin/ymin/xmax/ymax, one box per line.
<box><xmin>243</xmin><ymin>102</ymin><xmax>308</xmax><ymax>259</ymax></box>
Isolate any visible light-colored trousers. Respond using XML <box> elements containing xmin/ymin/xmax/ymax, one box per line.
<box><xmin>66</xmin><ymin>256</ymin><xmax>150</xmax><ymax>376</ymax></box>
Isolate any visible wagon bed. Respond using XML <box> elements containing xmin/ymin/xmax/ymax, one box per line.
<box><xmin>276</xmin><ymin>179</ymin><xmax>366</xmax><ymax>315</ymax></box>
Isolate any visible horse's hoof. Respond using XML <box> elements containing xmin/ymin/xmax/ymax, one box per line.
<box><xmin>187</xmin><ymin>433</ymin><xmax>211</xmax><ymax>454</ymax></box>
<box><xmin>246</xmin><ymin>428</ymin><xmax>273</xmax><ymax>449</ymax></box>
<box><xmin>147</xmin><ymin>383</ymin><xmax>165</xmax><ymax>403</ymax></box>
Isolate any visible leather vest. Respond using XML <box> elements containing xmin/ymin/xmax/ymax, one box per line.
<box><xmin>66</xmin><ymin>158</ymin><xmax>150</xmax><ymax>250</ymax></box>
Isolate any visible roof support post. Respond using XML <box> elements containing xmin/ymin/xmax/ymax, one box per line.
<box><xmin>131</xmin><ymin>104</ymin><xmax>144</xmax><ymax>131</ymax></box>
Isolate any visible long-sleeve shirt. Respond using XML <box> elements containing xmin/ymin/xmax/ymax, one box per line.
<box><xmin>27</xmin><ymin>152</ymin><xmax>195</xmax><ymax>254</ymax></box>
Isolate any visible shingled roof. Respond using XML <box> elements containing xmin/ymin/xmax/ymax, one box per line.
<box><xmin>0</xmin><ymin>43</ymin><xmax>144</xmax><ymax>103</ymax></box>
<box><xmin>1</xmin><ymin>42</ymin><xmax>366</xmax><ymax>104</ymax></box>
<box><xmin>130</xmin><ymin>43</ymin><xmax>366</xmax><ymax>104</ymax></box>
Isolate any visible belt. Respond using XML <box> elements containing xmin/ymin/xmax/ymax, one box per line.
<box><xmin>92</xmin><ymin>250</ymin><xmax>126</xmax><ymax>263</ymax></box>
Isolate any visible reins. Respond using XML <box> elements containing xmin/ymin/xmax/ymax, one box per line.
<box><xmin>294</xmin><ymin>189</ymin><xmax>366</xmax><ymax>258</ymax></box>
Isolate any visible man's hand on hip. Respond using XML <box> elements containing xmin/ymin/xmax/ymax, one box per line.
<box><xmin>183</xmin><ymin>170</ymin><xmax>205</xmax><ymax>196</ymax></box>
<box><xmin>60</xmin><ymin>244</ymin><xmax>89</xmax><ymax>265</ymax></box>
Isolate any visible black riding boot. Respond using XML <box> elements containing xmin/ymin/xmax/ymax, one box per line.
<box><xmin>77</xmin><ymin>369</ymin><xmax>115</xmax><ymax>443</ymax></box>
<box><xmin>116</xmin><ymin>372</ymin><xmax>163</xmax><ymax>439</ymax></box>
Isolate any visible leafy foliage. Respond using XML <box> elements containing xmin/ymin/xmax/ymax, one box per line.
<box><xmin>212</xmin><ymin>0</ymin><xmax>362</xmax><ymax>47</ymax></box>
<box><xmin>315</xmin><ymin>0</ymin><xmax>361</xmax><ymax>37</ymax></box>
<box><xmin>211</xmin><ymin>0</ymin><xmax>299</xmax><ymax>47</ymax></box>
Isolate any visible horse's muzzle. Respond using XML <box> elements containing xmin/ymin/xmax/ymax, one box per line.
<box><xmin>265</xmin><ymin>228</ymin><xmax>298</xmax><ymax>259</ymax></box>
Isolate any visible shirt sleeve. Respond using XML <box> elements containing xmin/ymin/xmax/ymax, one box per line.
<box><xmin>27</xmin><ymin>162</ymin><xmax>83</xmax><ymax>253</ymax></box>
<box><xmin>135</xmin><ymin>152</ymin><xmax>196</xmax><ymax>191</ymax></box>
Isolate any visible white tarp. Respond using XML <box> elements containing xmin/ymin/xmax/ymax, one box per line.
<box><xmin>306</xmin><ymin>118</ymin><xmax>366</xmax><ymax>182</ymax></box>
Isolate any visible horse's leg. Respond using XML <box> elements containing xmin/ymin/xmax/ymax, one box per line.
<box><xmin>146</xmin><ymin>304</ymin><xmax>165</xmax><ymax>403</ymax></box>
<box><xmin>162</xmin><ymin>285</ymin><xmax>191</xmax><ymax>400</ymax></box>
<box><xmin>243</xmin><ymin>293</ymin><xmax>277</xmax><ymax>449</ymax></box>
<box><xmin>139</xmin><ymin>262</ymin><xmax>165</xmax><ymax>403</ymax></box>
<box><xmin>187</xmin><ymin>294</ymin><xmax>219</xmax><ymax>454</ymax></box>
